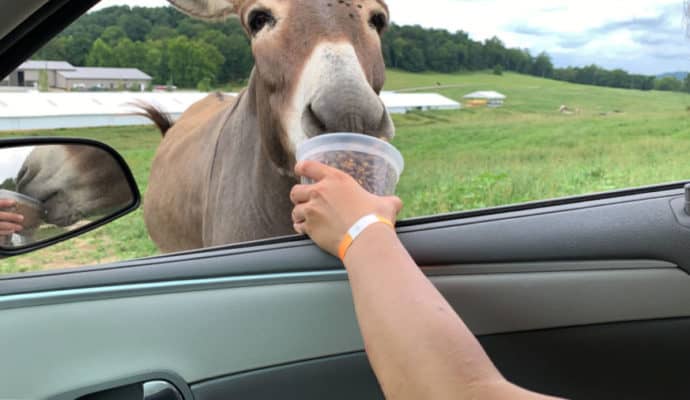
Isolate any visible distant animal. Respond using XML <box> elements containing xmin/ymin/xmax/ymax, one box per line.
<box><xmin>16</xmin><ymin>145</ymin><xmax>132</xmax><ymax>227</ymax></box>
<box><xmin>559</xmin><ymin>105</ymin><xmax>579</xmax><ymax>115</ymax></box>
<box><xmin>139</xmin><ymin>0</ymin><xmax>395</xmax><ymax>253</ymax></box>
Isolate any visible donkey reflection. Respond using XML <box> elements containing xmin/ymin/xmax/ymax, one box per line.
<box><xmin>16</xmin><ymin>145</ymin><xmax>133</xmax><ymax>227</ymax></box>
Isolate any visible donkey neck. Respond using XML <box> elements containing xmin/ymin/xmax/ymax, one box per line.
<box><xmin>202</xmin><ymin>71</ymin><xmax>297</xmax><ymax>246</ymax></box>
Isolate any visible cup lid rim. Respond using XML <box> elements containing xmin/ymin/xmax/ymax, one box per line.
<box><xmin>0</xmin><ymin>189</ymin><xmax>44</xmax><ymax>208</ymax></box>
<box><xmin>296</xmin><ymin>133</ymin><xmax>404</xmax><ymax>174</ymax></box>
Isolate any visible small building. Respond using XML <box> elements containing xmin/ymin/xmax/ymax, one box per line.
<box><xmin>463</xmin><ymin>91</ymin><xmax>507</xmax><ymax>108</ymax></box>
<box><xmin>2</xmin><ymin>60</ymin><xmax>151</xmax><ymax>91</ymax></box>
<box><xmin>57</xmin><ymin>67</ymin><xmax>152</xmax><ymax>91</ymax></box>
<box><xmin>5</xmin><ymin>60</ymin><xmax>76</xmax><ymax>88</ymax></box>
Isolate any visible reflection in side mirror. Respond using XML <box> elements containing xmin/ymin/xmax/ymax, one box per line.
<box><xmin>0</xmin><ymin>141</ymin><xmax>139</xmax><ymax>253</ymax></box>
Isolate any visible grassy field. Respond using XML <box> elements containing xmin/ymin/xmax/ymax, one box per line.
<box><xmin>2</xmin><ymin>70</ymin><xmax>690</xmax><ymax>273</ymax></box>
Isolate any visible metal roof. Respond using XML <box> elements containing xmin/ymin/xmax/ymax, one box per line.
<box><xmin>380</xmin><ymin>91</ymin><xmax>461</xmax><ymax>109</ymax></box>
<box><xmin>0</xmin><ymin>91</ymin><xmax>460</xmax><ymax>131</ymax></box>
<box><xmin>58</xmin><ymin>67</ymin><xmax>152</xmax><ymax>81</ymax></box>
<box><xmin>0</xmin><ymin>92</ymin><xmax>213</xmax><ymax>117</ymax></box>
<box><xmin>463</xmin><ymin>91</ymin><xmax>507</xmax><ymax>100</ymax></box>
<box><xmin>19</xmin><ymin>60</ymin><xmax>75</xmax><ymax>71</ymax></box>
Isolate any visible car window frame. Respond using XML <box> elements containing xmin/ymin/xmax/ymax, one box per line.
<box><xmin>2</xmin><ymin>0</ymin><xmax>690</xmax><ymax>287</ymax></box>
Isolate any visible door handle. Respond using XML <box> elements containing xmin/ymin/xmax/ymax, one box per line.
<box><xmin>77</xmin><ymin>380</ymin><xmax>185</xmax><ymax>400</ymax></box>
<box><xmin>143</xmin><ymin>381</ymin><xmax>184</xmax><ymax>400</ymax></box>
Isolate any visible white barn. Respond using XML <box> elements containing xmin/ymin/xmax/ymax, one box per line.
<box><xmin>0</xmin><ymin>92</ymin><xmax>214</xmax><ymax>131</ymax></box>
<box><xmin>0</xmin><ymin>91</ymin><xmax>462</xmax><ymax>131</ymax></box>
<box><xmin>380</xmin><ymin>91</ymin><xmax>461</xmax><ymax>114</ymax></box>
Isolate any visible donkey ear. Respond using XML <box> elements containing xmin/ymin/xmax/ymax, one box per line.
<box><xmin>167</xmin><ymin>0</ymin><xmax>244</xmax><ymax>21</ymax></box>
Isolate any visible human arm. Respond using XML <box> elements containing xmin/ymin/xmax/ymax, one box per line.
<box><xmin>290</xmin><ymin>161</ymin><xmax>561</xmax><ymax>400</ymax></box>
<box><xmin>0</xmin><ymin>199</ymin><xmax>24</xmax><ymax>237</ymax></box>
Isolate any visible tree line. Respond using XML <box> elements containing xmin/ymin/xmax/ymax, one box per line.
<box><xmin>33</xmin><ymin>6</ymin><xmax>686</xmax><ymax>92</ymax></box>
<box><xmin>34</xmin><ymin>6</ymin><xmax>253</xmax><ymax>88</ymax></box>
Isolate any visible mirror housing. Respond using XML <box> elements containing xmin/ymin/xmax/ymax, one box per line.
<box><xmin>0</xmin><ymin>137</ymin><xmax>140</xmax><ymax>257</ymax></box>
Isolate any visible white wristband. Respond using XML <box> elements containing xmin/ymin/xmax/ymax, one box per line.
<box><xmin>338</xmin><ymin>214</ymin><xmax>394</xmax><ymax>260</ymax></box>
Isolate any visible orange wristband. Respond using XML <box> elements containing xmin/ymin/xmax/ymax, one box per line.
<box><xmin>338</xmin><ymin>214</ymin><xmax>394</xmax><ymax>261</ymax></box>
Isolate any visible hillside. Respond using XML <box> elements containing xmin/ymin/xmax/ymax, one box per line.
<box><xmin>385</xmin><ymin>70</ymin><xmax>690</xmax><ymax>115</ymax></box>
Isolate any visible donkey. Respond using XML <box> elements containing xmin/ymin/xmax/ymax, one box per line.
<box><xmin>141</xmin><ymin>0</ymin><xmax>394</xmax><ymax>253</ymax></box>
<box><xmin>16</xmin><ymin>145</ymin><xmax>133</xmax><ymax>227</ymax></box>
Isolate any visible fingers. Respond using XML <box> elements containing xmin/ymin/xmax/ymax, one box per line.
<box><xmin>0</xmin><ymin>221</ymin><xmax>22</xmax><ymax>235</ymax></box>
<box><xmin>295</xmin><ymin>160</ymin><xmax>334</xmax><ymax>182</ymax></box>
<box><xmin>0</xmin><ymin>211</ymin><xmax>23</xmax><ymax>224</ymax></box>
<box><xmin>291</xmin><ymin>204</ymin><xmax>307</xmax><ymax>224</ymax></box>
<box><xmin>290</xmin><ymin>184</ymin><xmax>311</xmax><ymax>205</ymax></box>
<box><xmin>293</xmin><ymin>222</ymin><xmax>306</xmax><ymax>235</ymax></box>
<box><xmin>0</xmin><ymin>199</ymin><xmax>16</xmax><ymax>209</ymax></box>
<box><xmin>291</xmin><ymin>204</ymin><xmax>308</xmax><ymax>235</ymax></box>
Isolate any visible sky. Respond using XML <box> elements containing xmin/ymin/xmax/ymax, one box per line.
<box><xmin>0</xmin><ymin>146</ymin><xmax>33</xmax><ymax>182</ymax></box>
<box><xmin>91</xmin><ymin>0</ymin><xmax>690</xmax><ymax>75</ymax></box>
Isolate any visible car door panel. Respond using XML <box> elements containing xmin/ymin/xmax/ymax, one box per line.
<box><xmin>3</xmin><ymin>267</ymin><xmax>690</xmax><ymax>399</ymax></box>
<box><xmin>2</xmin><ymin>186</ymin><xmax>690</xmax><ymax>399</ymax></box>
<box><xmin>481</xmin><ymin>318</ymin><xmax>690</xmax><ymax>399</ymax></box>
<box><xmin>192</xmin><ymin>352</ymin><xmax>384</xmax><ymax>400</ymax></box>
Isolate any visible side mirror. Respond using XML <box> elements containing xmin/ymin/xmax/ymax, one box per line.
<box><xmin>0</xmin><ymin>138</ymin><xmax>140</xmax><ymax>256</ymax></box>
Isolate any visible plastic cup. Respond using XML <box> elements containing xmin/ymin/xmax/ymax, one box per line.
<box><xmin>0</xmin><ymin>189</ymin><xmax>45</xmax><ymax>230</ymax></box>
<box><xmin>296</xmin><ymin>133</ymin><xmax>404</xmax><ymax>196</ymax></box>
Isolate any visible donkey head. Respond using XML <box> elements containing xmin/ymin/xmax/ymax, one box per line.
<box><xmin>168</xmin><ymin>0</ymin><xmax>395</xmax><ymax>166</ymax></box>
<box><xmin>17</xmin><ymin>145</ymin><xmax>132</xmax><ymax>227</ymax></box>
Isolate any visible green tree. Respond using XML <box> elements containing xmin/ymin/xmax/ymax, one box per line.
<box><xmin>147</xmin><ymin>26</ymin><xmax>177</xmax><ymax>41</ymax></box>
<box><xmin>86</xmin><ymin>38</ymin><xmax>116</xmax><ymax>67</ymax></box>
<box><xmin>38</xmin><ymin>69</ymin><xmax>49</xmax><ymax>91</ymax></box>
<box><xmin>112</xmin><ymin>38</ymin><xmax>149</xmax><ymax>70</ymax></box>
<box><xmin>532</xmin><ymin>52</ymin><xmax>554</xmax><ymax>78</ymax></box>
<box><xmin>684</xmin><ymin>74</ymin><xmax>690</xmax><ymax>93</ymax></box>
<box><xmin>64</xmin><ymin>35</ymin><xmax>94</xmax><ymax>66</ymax></box>
<box><xmin>493</xmin><ymin>64</ymin><xmax>504</xmax><ymax>76</ymax></box>
<box><xmin>0</xmin><ymin>178</ymin><xmax>16</xmax><ymax>191</ymax></box>
<box><xmin>100</xmin><ymin>26</ymin><xmax>127</xmax><ymax>46</ymax></box>
<box><xmin>167</xmin><ymin>36</ymin><xmax>224</xmax><ymax>88</ymax></box>
<box><xmin>118</xmin><ymin>13</ymin><xmax>152</xmax><ymax>42</ymax></box>
<box><xmin>33</xmin><ymin>37</ymin><xmax>68</xmax><ymax>60</ymax></box>
<box><xmin>655</xmin><ymin>76</ymin><xmax>683</xmax><ymax>92</ymax></box>
<box><xmin>483</xmin><ymin>37</ymin><xmax>506</xmax><ymax>68</ymax></box>
<box><xmin>197</xmin><ymin>77</ymin><xmax>213</xmax><ymax>92</ymax></box>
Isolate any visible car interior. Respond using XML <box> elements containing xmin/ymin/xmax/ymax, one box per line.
<box><xmin>2</xmin><ymin>1</ymin><xmax>690</xmax><ymax>399</ymax></box>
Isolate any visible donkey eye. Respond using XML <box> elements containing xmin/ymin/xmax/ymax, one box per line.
<box><xmin>369</xmin><ymin>12</ymin><xmax>387</xmax><ymax>34</ymax></box>
<box><xmin>248</xmin><ymin>10</ymin><xmax>275</xmax><ymax>35</ymax></box>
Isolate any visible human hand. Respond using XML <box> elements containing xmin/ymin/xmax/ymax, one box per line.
<box><xmin>290</xmin><ymin>161</ymin><xmax>403</xmax><ymax>256</ymax></box>
<box><xmin>0</xmin><ymin>199</ymin><xmax>24</xmax><ymax>237</ymax></box>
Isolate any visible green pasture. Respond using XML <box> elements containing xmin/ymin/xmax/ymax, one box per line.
<box><xmin>2</xmin><ymin>70</ymin><xmax>690</xmax><ymax>273</ymax></box>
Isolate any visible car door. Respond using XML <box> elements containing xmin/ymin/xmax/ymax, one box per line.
<box><xmin>3</xmin><ymin>182</ymin><xmax>690</xmax><ymax>400</ymax></box>
<box><xmin>3</xmin><ymin>1</ymin><xmax>690</xmax><ymax>399</ymax></box>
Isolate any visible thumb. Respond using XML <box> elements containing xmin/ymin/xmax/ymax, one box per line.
<box><xmin>295</xmin><ymin>160</ymin><xmax>330</xmax><ymax>182</ymax></box>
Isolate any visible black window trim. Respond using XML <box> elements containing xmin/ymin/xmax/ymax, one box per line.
<box><xmin>0</xmin><ymin>0</ymin><xmax>100</xmax><ymax>80</ymax></box>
